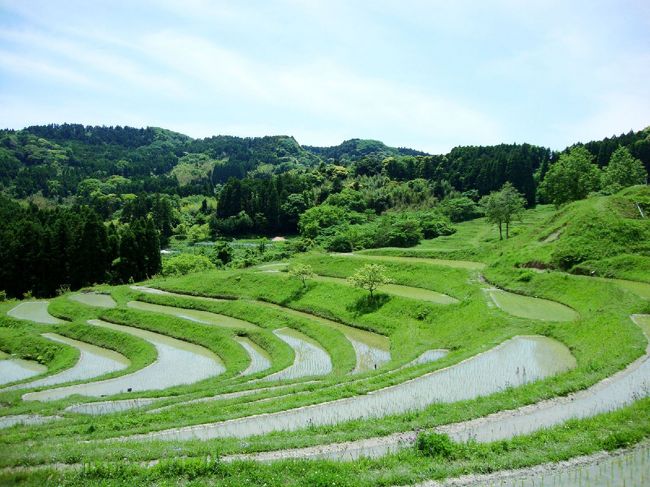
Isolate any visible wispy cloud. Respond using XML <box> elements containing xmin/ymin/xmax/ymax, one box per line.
<box><xmin>0</xmin><ymin>0</ymin><xmax>647</xmax><ymax>150</ymax></box>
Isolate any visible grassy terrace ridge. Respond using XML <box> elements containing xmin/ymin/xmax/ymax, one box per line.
<box><xmin>1</xmin><ymin>190</ymin><xmax>649</xmax><ymax>486</ymax></box>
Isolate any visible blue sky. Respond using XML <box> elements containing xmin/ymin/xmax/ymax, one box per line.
<box><xmin>0</xmin><ymin>0</ymin><xmax>648</xmax><ymax>153</ymax></box>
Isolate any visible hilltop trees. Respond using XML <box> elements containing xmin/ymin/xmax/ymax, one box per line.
<box><xmin>601</xmin><ymin>146</ymin><xmax>647</xmax><ymax>193</ymax></box>
<box><xmin>539</xmin><ymin>147</ymin><xmax>602</xmax><ymax>206</ymax></box>
<box><xmin>481</xmin><ymin>182</ymin><xmax>526</xmax><ymax>239</ymax></box>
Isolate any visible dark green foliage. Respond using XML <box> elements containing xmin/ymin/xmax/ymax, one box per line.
<box><xmin>0</xmin><ymin>195</ymin><xmax>161</xmax><ymax>298</ymax></box>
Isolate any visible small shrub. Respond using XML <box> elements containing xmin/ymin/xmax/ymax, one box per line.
<box><xmin>56</xmin><ymin>284</ymin><xmax>71</xmax><ymax>296</ymax></box>
<box><xmin>516</xmin><ymin>270</ymin><xmax>535</xmax><ymax>282</ymax></box>
<box><xmin>0</xmin><ymin>290</ymin><xmax>6</xmax><ymax>302</ymax></box>
<box><xmin>416</xmin><ymin>432</ymin><xmax>457</xmax><ymax>458</ymax></box>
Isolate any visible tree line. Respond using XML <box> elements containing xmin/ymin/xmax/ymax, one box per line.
<box><xmin>0</xmin><ymin>196</ymin><xmax>161</xmax><ymax>299</ymax></box>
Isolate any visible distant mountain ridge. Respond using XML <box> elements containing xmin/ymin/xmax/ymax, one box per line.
<box><xmin>0</xmin><ymin>123</ymin><xmax>648</xmax><ymax>200</ymax></box>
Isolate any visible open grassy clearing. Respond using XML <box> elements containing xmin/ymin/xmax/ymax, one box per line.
<box><xmin>1</xmin><ymin>192</ymin><xmax>650</xmax><ymax>485</ymax></box>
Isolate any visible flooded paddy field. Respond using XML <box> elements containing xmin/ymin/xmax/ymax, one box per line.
<box><xmin>262</xmin><ymin>327</ymin><xmax>333</xmax><ymax>381</ymax></box>
<box><xmin>118</xmin><ymin>335</ymin><xmax>574</xmax><ymax>441</ymax></box>
<box><xmin>7</xmin><ymin>301</ymin><xmax>63</xmax><ymax>324</ymax></box>
<box><xmin>0</xmin><ymin>357</ymin><xmax>47</xmax><ymax>386</ymax></box>
<box><xmin>22</xmin><ymin>320</ymin><xmax>225</xmax><ymax>401</ymax></box>
<box><xmin>69</xmin><ymin>292</ymin><xmax>116</xmax><ymax>308</ymax></box>
<box><xmin>234</xmin><ymin>336</ymin><xmax>272</xmax><ymax>376</ymax></box>
<box><xmin>486</xmin><ymin>289</ymin><xmax>579</xmax><ymax>321</ymax></box>
<box><xmin>3</xmin><ymin>333</ymin><xmax>129</xmax><ymax>391</ymax></box>
<box><xmin>127</xmin><ymin>301</ymin><xmax>260</xmax><ymax>331</ymax></box>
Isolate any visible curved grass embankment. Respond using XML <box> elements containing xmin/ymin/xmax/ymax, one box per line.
<box><xmin>23</xmin><ymin>319</ymin><xmax>225</xmax><ymax>401</ymax></box>
<box><xmin>3</xmin><ymin>333</ymin><xmax>129</xmax><ymax>392</ymax></box>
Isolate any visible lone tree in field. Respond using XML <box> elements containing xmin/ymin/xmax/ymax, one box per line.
<box><xmin>289</xmin><ymin>263</ymin><xmax>315</xmax><ymax>288</ymax></box>
<box><xmin>347</xmin><ymin>264</ymin><xmax>392</xmax><ymax>299</ymax></box>
<box><xmin>480</xmin><ymin>182</ymin><xmax>526</xmax><ymax>240</ymax></box>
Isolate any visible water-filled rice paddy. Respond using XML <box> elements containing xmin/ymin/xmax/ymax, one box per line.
<box><xmin>118</xmin><ymin>335</ymin><xmax>574</xmax><ymax>441</ymax></box>
<box><xmin>253</xmin><ymin>300</ymin><xmax>390</xmax><ymax>373</ymax></box>
<box><xmin>0</xmin><ymin>357</ymin><xmax>47</xmax><ymax>386</ymax></box>
<box><xmin>3</xmin><ymin>333</ymin><xmax>129</xmax><ymax>391</ymax></box>
<box><xmin>7</xmin><ymin>301</ymin><xmax>63</xmax><ymax>324</ymax></box>
<box><xmin>439</xmin><ymin>316</ymin><xmax>650</xmax><ymax>442</ymax></box>
<box><xmin>23</xmin><ymin>319</ymin><xmax>225</xmax><ymax>401</ymax></box>
<box><xmin>479</xmin><ymin>443</ymin><xmax>650</xmax><ymax>487</ymax></box>
<box><xmin>486</xmin><ymin>289</ymin><xmax>579</xmax><ymax>321</ymax></box>
<box><xmin>234</xmin><ymin>336</ymin><xmax>272</xmax><ymax>376</ymax></box>
<box><xmin>0</xmin><ymin>414</ymin><xmax>59</xmax><ymax>429</ymax></box>
<box><xmin>69</xmin><ymin>292</ymin><xmax>116</xmax><ymax>308</ymax></box>
<box><xmin>65</xmin><ymin>398</ymin><xmax>158</xmax><ymax>415</ymax></box>
<box><xmin>127</xmin><ymin>301</ymin><xmax>260</xmax><ymax>331</ymax></box>
<box><xmin>262</xmin><ymin>327</ymin><xmax>333</xmax><ymax>381</ymax></box>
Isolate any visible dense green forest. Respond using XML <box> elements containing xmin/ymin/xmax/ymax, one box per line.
<box><xmin>0</xmin><ymin>123</ymin><xmax>648</xmax><ymax>298</ymax></box>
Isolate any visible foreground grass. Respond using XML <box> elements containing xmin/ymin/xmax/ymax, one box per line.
<box><xmin>1</xmin><ymin>192</ymin><xmax>649</xmax><ymax>485</ymax></box>
<box><xmin>2</xmin><ymin>398</ymin><xmax>648</xmax><ymax>486</ymax></box>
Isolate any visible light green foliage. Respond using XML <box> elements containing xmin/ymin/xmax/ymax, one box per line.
<box><xmin>171</xmin><ymin>153</ymin><xmax>219</xmax><ymax>186</ymax></box>
<box><xmin>162</xmin><ymin>253</ymin><xmax>216</xmax><ymax>276</ymax></box>
<box><xmin>480</xmin><ymin>182</ymin><xmax>526</xmax><ymax>239</ymax></box>
<box><xmin>347</xmin><ymin>263</ymin><xmax>392</xmax><ymax>298</ymax></box>
<box><xmin>602</xmin><ymin>146</ymin><xmax>647</xmax><ymax>193</ymax></box>
<box><xmin>298</xmin><ymin>204</ymin><xmax>360</xmax><ymax>239</ymax></box>
<box><xmin>288</xmin><ymin>263</ymin><xmax>315</xmax><ymax>288</ymax></box>
<box><xmin>539</xmin><ymin>147</ymin><xmax>602</xmax><ymax>206</ymax></box>
<box><xmin>439</xmin><ymin>196</ymin><xmax>482</xmax><ymax>222</ymax></box>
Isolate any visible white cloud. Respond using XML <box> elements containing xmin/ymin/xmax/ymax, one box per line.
<box><xmin>0</xmin><ymin>49</ymin><xmax>99</xmax><ymax>88</ymax></box>
<box><xmin>0</xmin><ymin>29</ymin><xmax>189</xmax><ymax>99</ymax></box>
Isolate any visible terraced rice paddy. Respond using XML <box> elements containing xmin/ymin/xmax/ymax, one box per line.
<box><xmin>2</xmin><ymin>237</ymin><xmax>649</xmax><ymax>486</ymax></box>
<box><xmin>433</xmin><ymin>443</ymin><xmax>650</xmax><ymax>487</ymax></box>
<box><xmin>253</xmin><ymin>300</ymin><xmax>390</xmax><ymax>373</ymax></box>
<box><xmin>311</xmin><ymin>274</ymin><xmax>459</xmax><ymax>304</ymax></box>
<box><xmin>0</xmin><ymin>357</ymin><xmax>47</xmax><ymax>385</ymax></box>
<box><xmin>486</xmin><ymin>289</ymin><xmax>579</xmax><ymax>321</ymax></box>
<box><xmin>2</xmin><ymin>333</ymin><xmax>129</xmax><ymax>391</ymax></box>
<box><xmin>0</xmin><ymin>414</ymin><xmax>59</xmax><ymax>429</ymax></box>
<box><xmin>117</xmin><ymin>335</ymin><xmax>574</xmax><ymax>442</ymax></box>
<box><xmin>22</xmin><ymin>319</ymin><xmax>225</xmax><ymax>401</ymax></box>
<box><xmin>65</xmin><ymin>398</ymin><xmax>158</xmax><ymax>415</ymax></box>
<box><xmin>262</xmin><ymin>327</ymin><xmax>333</xmax><ymax>381</ymax></box>
<box><xmin>127</xmin><ymin>301</ymin><xmax>259</xmax><ymax>331</ymax></box>
<box><xmin>336</xmin><ymin>252</ymin><xmax>486</xmax><ymax>270</ymax></box>
<box><xmin>69</xmin><ymin>292</ymin><xmax>116</xmax><ymax>308</ymax></box>
<box><xmin>235</xmin><ymin>336</ymin><xmax>272</xmax><ymax>375</ymax></box>
<box><xmin>7</xmin><ymin>301</ymin><xmax>63</xmax><ymax>324</ymax></box>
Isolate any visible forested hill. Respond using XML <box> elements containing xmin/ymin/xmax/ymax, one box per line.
<box><xmin>1</xmin><ymin>123</ymin><xmax>649</xmax><ymax>205</ymax></box>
